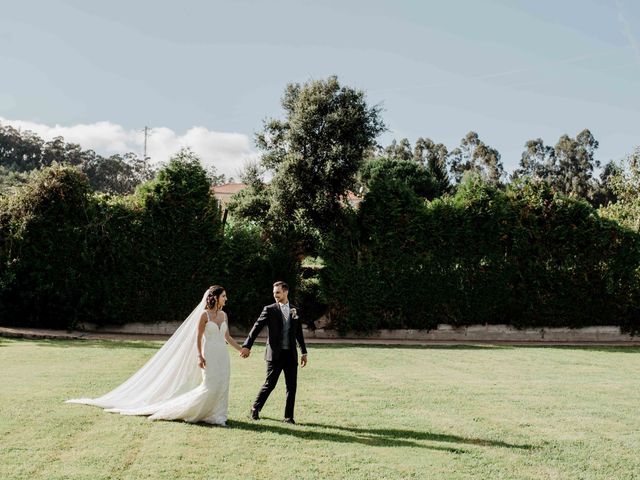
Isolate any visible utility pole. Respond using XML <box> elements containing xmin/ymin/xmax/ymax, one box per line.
<box><xmin>143</xmin><ymin>126</ymin><xmax>150</xmax><ymax>161</ymax></box>
<box><xmin>140</xmin><ymin>126</ymin><xmax>153</xmax><ymax>180</ymax></box>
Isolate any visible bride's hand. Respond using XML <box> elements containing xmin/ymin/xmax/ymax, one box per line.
<box><xmin>198</xmin><ymin>355</ymin><xmax>206</xmax><ymax>369</ymax></box>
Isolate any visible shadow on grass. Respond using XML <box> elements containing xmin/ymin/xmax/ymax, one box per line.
<box><xmin>202</xmin><ymin>419</ymin><xmax>466</xmax><ymax>453</ymax></box>
<box><xmin>301</xmin><ymin>422</ymin><xmax>534</xmax><ymax>450</ymax></box>
<box><xmin>198</xmin><ymin>418</ymin><xmax>535</xmax><ymax>453</ymax></box>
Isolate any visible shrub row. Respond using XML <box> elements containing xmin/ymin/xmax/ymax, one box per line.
<box><xmin>0</xmin><ymin>162</ymin><xmax>297</xmax><ymax>330</ymax></box>
<box><xmin>3</xmin><ymin>164</ymin><xmax>639</xmax><ymax>334</ymax></box>
<box><xmin>321</xmin><ymin>177</ymin><xmax>640</xmax><ymax>334</ymax></box>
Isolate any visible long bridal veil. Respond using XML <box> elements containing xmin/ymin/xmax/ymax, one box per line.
<box><xmin>66</xmin><ymin>290</ymin><xmax>208</xmax><ymax>410</ymax></box>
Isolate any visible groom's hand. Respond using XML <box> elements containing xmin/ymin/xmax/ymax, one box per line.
<box><xmin>240</xmin><ymin>347</ymin><xmax>251</xmax><ymax>358</ymax></box>
<box><xmin>300</xmin><ymin>354</ymin><xmax>308</xmax><ymax>368</ymax></box>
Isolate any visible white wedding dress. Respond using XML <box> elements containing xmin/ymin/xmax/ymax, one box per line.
<box><xmin>67</xmin><ymin>292</ymin><xmax>231</xmax><ymax>426</ymax></box>
<box><xmin>109</xmin><ymin>314</ymin><xmax>230</xmax><ymax>425</ymax></box>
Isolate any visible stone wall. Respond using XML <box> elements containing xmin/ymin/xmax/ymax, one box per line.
<box><xmin>76</xmin><ymin>322</ymin><xmax>640</xmax><ymax>343</ymax></box>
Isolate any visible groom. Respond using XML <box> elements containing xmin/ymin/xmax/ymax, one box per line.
<box><xmin>240</xmin><ymin>281</ymin><xmax>308</xmax><ymax>424</ymax></box>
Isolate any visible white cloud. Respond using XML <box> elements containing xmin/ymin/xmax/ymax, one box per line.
<box><xmin>0</xmin><ymin>117</ymin><xmax>259</xmax><ymax>179</ymax></box>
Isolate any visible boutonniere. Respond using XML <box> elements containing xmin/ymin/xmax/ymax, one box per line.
<box><xmin>290</xmin><ymin>308</ymin><xmax>298</xmax><ymax>319</ymax></box>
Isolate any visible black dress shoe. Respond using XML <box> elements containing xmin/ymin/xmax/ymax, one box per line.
<box><xmin>283</xmin><ymin>418</ymin><xmax>295</xmax><ymax>424</ymax></box>
<box><xmin>248</xmin><ymin>408</ymin><xmax>260</xmax><ymax>420</ymax></box>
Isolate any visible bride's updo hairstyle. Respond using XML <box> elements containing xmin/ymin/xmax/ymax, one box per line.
<box><xmin>206</xmin><ymin>285</ymin><xmax>225</xmax><ymax>310</ymax></box>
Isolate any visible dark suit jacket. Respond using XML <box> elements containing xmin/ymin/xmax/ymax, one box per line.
<box><xmin>242</xmin><ymin>303</ymin><xmax>308</xmax><ymax>362</ymax></box>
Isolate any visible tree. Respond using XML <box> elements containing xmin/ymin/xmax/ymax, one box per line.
<box><xmin>255</xmin><ymin>76</ymin><xmax>385</xmax><ymax>237</ymax></box>
<box><xmin>512</xmin><ymin>138</ymin><xmax>556</xmax><ymax>183</ymax></box>
<box><xmin>360</xmin><ymin>157</ymin><xmax>438</xmax><ymax>199</ymax></box>
<box><xmin>383</xmin><ymin>138</ymin><xmax>413</xmax><ymax>161</ymax></box>
<box><xmin>0</xmin><ymin>123</ymin><xmax>155</xmax><ymax>195</ymax></box>
<box><xmin>513</xmin><ymin>129</ymin><xmax>601</xmax><ymax>203</ymax></box>
<box><xmin>592</xmin><ymin>160</ymin><xmax>620</xmax><ymax>208</ymax></box>
<box><xmin>204</xmin><ymin>164</ymin><xmax>231</xmax><ymax>186</ymax></box>
<box><xmin>136</xmin><ymin>147</ymin><xmax>214</xmax><ymax>217</ymax></box>
<box><xmin>413</xmin><ymin>137</ymin><xmax>452</xmax><ymax>195</ymax></box>
<box><xmin>599</xmin><ymin>147</ymin><xmax>640</xmax><ymax>231</ymax></box>
<box><xmin>553</xmin><ymin>129</ymin><xmax>600</xmax><ymax>199</ymax></box>
<box><xmin>227</xmin><ymin>160</ymin><xmax>271</xmax><ymax>222</ymax></box>
<box><xmin>0</xmin><ymin>163</ymin><xmax>95</xmax><ymax>328</ymax></box>
<box><xmin>449</xmin><ymin>132</ymin><xmax>504</xmax><ymax>185</ymax></box>
<box><xmin>0</xmin><ymin>124</ymin><xmax>43</xmax><ymax>171</ymax></box>
<box><xmin>365</xmin><ymin>137</ymin><xmax>452</xmax><ymax>200</ymax></box>
<box><xmin>41</xmin><ymin>137</ymin><xmax>68</xmax><ymax>167</ymax></box>
<box><xmin>83</xmin><ymin>152</ymin><xmax>154</xmax><ymax>195</ymax></box>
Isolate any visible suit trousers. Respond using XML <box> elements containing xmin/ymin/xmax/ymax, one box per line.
<box><xmin>252</xmin><ymin>349</ymin><xmax>298</xmax><ymax>419</ymax></box>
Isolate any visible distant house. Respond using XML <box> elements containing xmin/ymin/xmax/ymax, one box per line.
<box><xmin>211</xmin><ymin>183</ymin><xmax>247</xmax><ymax>208</ymax></box>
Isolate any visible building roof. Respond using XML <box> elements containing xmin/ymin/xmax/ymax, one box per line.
<box><xmin>212</xmin><ymin>183</ymin><xmax>248</xmax><ymax>194</ymax></box>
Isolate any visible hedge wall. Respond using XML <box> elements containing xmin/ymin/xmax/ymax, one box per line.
<box><xmin>0</xmin><ymin>162</ymin><xmax>297</xmax><ymax>330</ymax></box>
<box><xmin>2</xmin><ymin>164</ymin><xmax>639</xmax><ymax>334</ymax></box>
<box><xmin>321</xmin><ymin>177</ymin><xmax>640</xmax><ymax>334</ymax></box>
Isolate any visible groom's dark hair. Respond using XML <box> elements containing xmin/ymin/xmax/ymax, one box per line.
<box><xmin>273</xmin><ymin>281</ymin><xmax>289</xmax><ymax>291</ymax></box>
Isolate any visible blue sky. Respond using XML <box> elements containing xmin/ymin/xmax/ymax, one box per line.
<box><xmin>1</xmin><ymin>0</ymin><xmax>638</xmax><ymax>178</ymax></box>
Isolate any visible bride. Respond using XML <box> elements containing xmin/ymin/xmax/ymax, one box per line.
<box><xmin>67</xmin><ymin>285</ymin><xmax>242</xmax><ymax>426</ymax></box>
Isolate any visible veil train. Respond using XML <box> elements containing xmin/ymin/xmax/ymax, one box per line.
<box><xmin>66</xmin><ymin>291</ymin><xmax>208</xmax><ymax>410</ymax></box>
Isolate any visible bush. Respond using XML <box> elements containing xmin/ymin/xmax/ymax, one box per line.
<box><xmin>322</xmin><ymin>176</ymin><xmax>640</xmax><ymax>334</ymax></box>
<box><xmin>215</xmin><ymin>221</ymin><xmax>299</xmax><ymax>330</ymax></box>
<box><xmin>0</xmin><ymin>164</ymin><xmax>95</xmax><ymax>328</ymax></box>
<box><xmin>0</xmin><ymin>157</ymin><xmax>300</xmax><ymax>330</ymax></box>
<box><xmin>360</xmin><ymin>157</ymin><xmax>439</xmax><ymax>199</ymax></box>
<box><xmin>3</xmin><ymin>162</ymin><xmax>639</xmax><ymax>335</ymax></box>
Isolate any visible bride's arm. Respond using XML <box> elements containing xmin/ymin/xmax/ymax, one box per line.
<box><xmin>197</xmin><ymin>313</ymin><xmax>207</xmax><ymax>367</ymax></box>
<box><xmin>223</xmin><ymin>313</ymin><xmax>242</xmax><ymax>352</ymax></box>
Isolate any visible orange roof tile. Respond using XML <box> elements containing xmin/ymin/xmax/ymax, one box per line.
<box><xmin>212</xmin><ymin>183</ymin><xmax>248</xmax><ymax>194</ymax></box>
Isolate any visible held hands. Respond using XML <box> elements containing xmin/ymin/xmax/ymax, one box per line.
<box><xmin>301</xmin><ymin>354</ymin><xmax>308</xmax><ymax>368</ymax></box>
<box><xmin>198</xmin><ymin>354</ymin><xmax>206</xmax><ymax>369</ymax></box>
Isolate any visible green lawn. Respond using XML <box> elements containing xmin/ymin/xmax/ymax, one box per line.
<box><xmin>1</xmin><ymin>337</ymin><xmax>639</xmax><ymax>480</ymax></box>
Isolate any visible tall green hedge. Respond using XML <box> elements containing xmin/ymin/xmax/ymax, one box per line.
<box><xmin>0</xmin><ymin>164</ymin><xmax>95</xmax><ymax>327</ymax></box>
<box><xmin>321</xmin><ymin>176</ymin><xmax>640</xmax><ymax>334</ymax></box>
<box><xmin>0</xmin><ymin>161</ymin><xmax>298</xmax><ymax>330</ymax></box>
<box><xmin>3</xmin><ymin>164</ymin><xmax>639</xmax><ymax>334</ymax></box>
